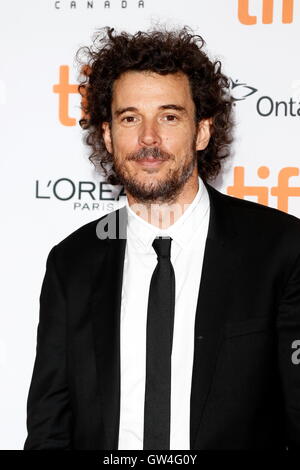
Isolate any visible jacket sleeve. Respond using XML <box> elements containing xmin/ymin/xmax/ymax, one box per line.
<box><xmin>24</xmin><ymin>245</ymin><xmax>72</xmax><ymax>450</ymax></box>
<box><xmin>277</xmin><ymin>251</ymin><xmax>300</xmax><ymax>451</ymax></box>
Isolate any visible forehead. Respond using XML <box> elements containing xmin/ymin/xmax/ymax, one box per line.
<box><xmin>111</xmin><ymin>70</ymin><xmax>194</xmax><ymax>108</ymax></box>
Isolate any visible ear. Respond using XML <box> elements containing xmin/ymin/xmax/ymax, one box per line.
<box><xmin>195</xmin><ymin>118</ymin><xmax>212</xmax><ymax>151</ymax></box>
<box><xmin>102</xmin><ymin>122</ymin><xmax>113</xmax><ymax>154</ymax></box>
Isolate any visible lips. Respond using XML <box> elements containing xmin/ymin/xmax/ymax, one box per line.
<box><xmin>135</xmin><ymin>157</ymin><xmax>166</xmax><ymax>166</ymax></box>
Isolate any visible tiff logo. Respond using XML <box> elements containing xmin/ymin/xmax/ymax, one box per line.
<box><xmin>238</xmin><ymin>0</ymin><xmax>294</xmax><ymax>24</ymax></box>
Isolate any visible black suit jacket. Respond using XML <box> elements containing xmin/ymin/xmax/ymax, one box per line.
<box><xmin>24</xmin><ymin>181</ymin><xmax>300</xmax><ymax>450</ymax></box>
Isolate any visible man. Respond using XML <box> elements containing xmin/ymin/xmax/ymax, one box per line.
<box><xmin>24</xmin><ymin>27</ymin><xmax>300</xmax><ymax>450</ymax></box>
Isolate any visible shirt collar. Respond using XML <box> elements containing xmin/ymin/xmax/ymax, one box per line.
<box><xmin>125</xmin><ymin>176</ymin><xmax>209</xmax><ymax>253</ymax></box>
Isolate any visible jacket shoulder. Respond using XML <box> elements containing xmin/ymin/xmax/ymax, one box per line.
<box><xmin>212</xmin><ymin>185</ymin><xmax>300</xmax><ymax>246</ymax></box>
<box><xmin>212</xmin><ymin>184</ymin><xmax>300</xmax><ymax>226</ymax></box>
<box><xmin>51</xmin><ymin>206</ymin><xmax>124</xmax><ymax>260</ymax></box>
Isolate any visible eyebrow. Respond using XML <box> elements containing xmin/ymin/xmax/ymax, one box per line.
<box><xmin>113</xmin><ymin>104</ymin><xmax>188</xmax><ymax>118</ymax></box>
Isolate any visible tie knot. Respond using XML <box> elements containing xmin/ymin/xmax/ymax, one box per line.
<box><xmin>152</xmin><ymin>236</ymin><xmax>172</xmax><ymax>259</ymax></box>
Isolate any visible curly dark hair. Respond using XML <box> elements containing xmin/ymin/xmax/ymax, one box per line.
<box><xmin>77</xmin><ymin>26</ymin><xmax>234</xmax><ymax>184</ymax></box>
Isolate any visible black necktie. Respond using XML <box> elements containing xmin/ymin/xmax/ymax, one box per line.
<box><xmin>143</xmin><ymin>236</ymin><xmax>176</xmax><ymax>450</ymax></box>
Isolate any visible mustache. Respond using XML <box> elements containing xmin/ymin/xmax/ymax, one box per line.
<box><xmin>126</xmin><ymin>147</ymin><xmax>173</xmax><ymax>161</ymax></box>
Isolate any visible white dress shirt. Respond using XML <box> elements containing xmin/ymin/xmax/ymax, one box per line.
<box><xmin>117</xmin><ymin>176</ymin><xmax>210</xmax><ymax>450</ymax></box>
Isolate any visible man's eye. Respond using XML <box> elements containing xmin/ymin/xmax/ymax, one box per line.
<box><xmin>163</xmin><ymin>114</ymin><xmax>178</xmax><ymax>121</ymax></box>
<box><xmin>122</xmin><ymin>116</ymin><xmax>136</xmax><ymax>123</ymax></box>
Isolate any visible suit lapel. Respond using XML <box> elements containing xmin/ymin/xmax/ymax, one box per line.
<box><xmin>91</xmin><ymin>207</ymin><xmax>127</xmax><ymax>449</ymax></box>
<box><xmin>190</xmin><ymin>182</ymin><xmax>241</xmax><ymax>449</ymax></box>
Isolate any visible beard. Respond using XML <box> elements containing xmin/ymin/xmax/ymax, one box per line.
<box><xmin>111</xmin><ymin>138</ymin><xmax>198</xmax><ymax>204</ymax></box>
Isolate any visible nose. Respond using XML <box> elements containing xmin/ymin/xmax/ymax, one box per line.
<box><xmin>138</xmin><ymin>120</ymin><xmax>162</xmax><ymax>147</ymax></box>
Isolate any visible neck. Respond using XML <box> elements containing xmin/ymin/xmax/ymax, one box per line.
<box><xmin>126</xmin><ymin>170</ymin><xmax>199</xmax><ymax>229</ymax></box>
